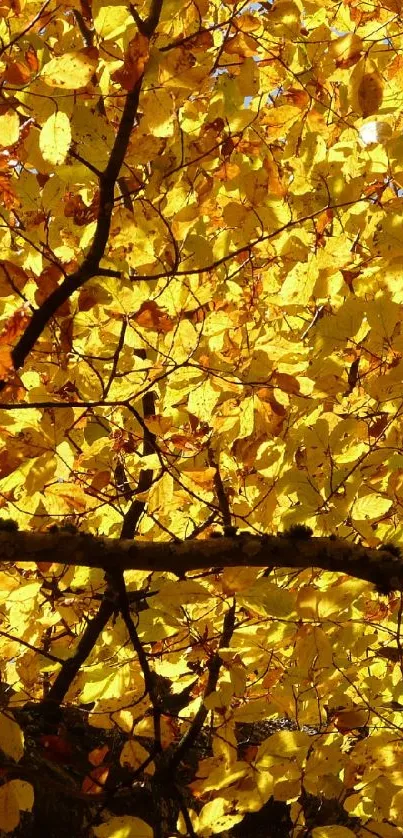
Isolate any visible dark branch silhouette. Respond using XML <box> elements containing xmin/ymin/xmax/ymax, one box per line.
<box><xmin>1</xmin><ymin>530</ymin><xmax>401</xmax><ymax>593</ymax></box>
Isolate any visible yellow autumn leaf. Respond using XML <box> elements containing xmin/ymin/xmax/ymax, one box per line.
<box><xmin>80</xmin><ymin>671</ymin><xmax>121</xmax><ymax>703</ymax></box>
<box><xmin>140</xmin><ymin>89</ymin><xmax>176</xmax><ymax>137</ymax></box>
<box><xmin>7</xmin><ymin>580</ymin><xmax>41</xmax><ymax>604</ymax></box>
<box><xmin>43</xmin><ymin>482</ymin><xmax>87</xmax><ymax>514</ymax></box>
<box><xmin>41</xmin><ymin>52</ymin><xmax>97</xmax><ymax>88</ymax></box>
<box><xmin>0</xmin><ymin>112</ymin><xmax>19</xmax><ymax>147</ymax></box>
<box><xmin>94</xmin><ymin>4</ymin><xmax>132</xmax><ymax>40</ymax></box>
<box><xmin>181</xmin><ymin>467</ymin><xmax>216</xmax><ymax>488</ymax></box>
<box><xmin>93</xmin><ymin>815</ymin><xmax>154</xmax><ymax>838</ymax></box>
<box><xmin>71</xmin><ymin>105</ymin><xmax>115</xmax><ymax>169</ymax></box>
<box><xmin>330</xmin><ymin>33</ymin><xmax>362</xmax><ymax>64</ymax></box>
<box><xmin>10</xmin><ymin>781</ymin><xmax>33</xmax><ymax>814</ymax></box>
<box><xmin>169</xmin><ymin>319</ymin><xmax>198</xmax><ymax>363</ymax></box>
<box><xmin>312</xmin><ymin>827</ymin><xmax>356</xmax><ymax>838</ymax></box>
<box><xmin>260</xmin><ymin>104</ymin><xmax>301</xmax><ymax>138</ymax></box>
<box><xmin>137</xmin><ymin>607</ymin><xmax>181</xmax><ymax>642</ymax></box>
<box><xmin>222</xmin><ymin>566</ymin><xmax>260</xmax><ymax>593</ymax></box>
<box><xmin>198</xmin><ymin>798</ymin><xmax>244</xmax><ymax>833</ymax></box>
<box><xmin>120</xmin><ymin>739</ymin><xmax>154</xmax><ymax>774</ymax></box>
<box><xmin>238</xmin><ymin>395</ymin><xmax>255</xmax><ymax>438</ymax></box>
<box><xmin>239</xmin><ymin>580</ymin><xmax>296</xmax><ymax>618</ymax></box>
<box><xmin>151</xmin><ymin>579</ymin><xmax>209</xmax><ymax>616</ymax></box>
<box><xmin>352</xmin><ymin>494</ymin><xmax>392</xmax><ymax>521</ymax></box>
<box><xmin>273</xmin><ymin>777</ymin><xmax>302</xmax><ymax>801</ymax></box>
<box><xmin>191</xmin><ymin>759</ymin><xmax>250</xmax><ymax>793</ymax></box>
<box><xmin>179</xmin><ymin>98</ymin><xmax>209</xmax><ymax>132</ymax></box>
<box><xmin>39</xmin><ymin>112</ymin><xmax>71</xmax><ymax>165</ymax></box>
<box><xmin>133</xmin><ymin>715</ymin><xmax>177</xmax><ymax>748</ymax></box>
<box><xmin>256</xmin><ymin>730</ymin><xmax>311</xmax><ymax>766</ymax></box>
<box><xmin>237</xmin><ymin>11</ymin><xmax>262</xmax><ymax>31</ymax></box>
<box><xmin>8</xmin><ymin>0</ymin><xmax>403</xmax><ymax>831</ymax></box>
<box><xmin>0</xmin><ymin>713</ymin><xmax>24</xmax><ymax>761</ymax></box>
<box><xmin>0</xmin><ymin>781</ymin><xmax>33</xmax><ymax>834</ymax></box>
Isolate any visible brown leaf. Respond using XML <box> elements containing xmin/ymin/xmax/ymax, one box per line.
<box><xmin>0</xmin><ymin>262</ymin><xmax>28</xmax><ymax>296</ymax></box>
<box><xmin>357</xmin><ymin>72</ymin><xmax>383</xmax><ymax>116</ymax></box>
<box><xmin>133</xmin><ymin>301</ymin><xmax>173</xmax><ymax>332</ymax></box>
<box><xmin>271</xmin><ymin>371</ymin><xmax>300</xmax><ymax>395</ymax></box>
<box><xmin>111</xmin><ymin>33</ymin><xmax>150</xmax><ymax>91</ymax></box>
<box><xmin>0</xmin><ymin>308</ymin><xmax>31</xmax><ymax>345</ymax></box>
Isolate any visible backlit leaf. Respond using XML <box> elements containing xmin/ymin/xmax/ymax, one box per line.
<box><xmin>352</xmin><ymin>494</ymin><xmax>392</xmax><ymax>521</ymax></box>
<box><xmin>357</xmin><ymin>72</ymin><xmax>384</xmax><ymax>116</ymax></box>
<box><xmin>0</xmin><ymin>714</ymin><xmax>23</xmax><ymax>761</ymax></box>
<box><xmin>0</xmin><ymin>112</ymin><xmax>19</xmax><ymax>147</ymax></box>
<box><xmin>39</xmin><ymin>111</ymin><xmax>71</xmax><ymax>165</ymax></box>
<box><xmin>312</xmin><ymin>828</ymin><xmax>356</xmax><ymax>838</ymax></box>
<box><xmin>0</xmin><ymin>781</ymin><xmax>33</xmax><ymax>834</ymax></box>
<box><xmin>93</xmin><ymin>816</ymin><xmax>153</xmax><ymax>838</ymax></box>
<box><xmin>41</xmin><ymin>52</ymin><xmax>97</xmax><ymax>89</ymax></box>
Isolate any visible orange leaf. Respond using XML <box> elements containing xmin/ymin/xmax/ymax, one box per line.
<box><xmin>271</xmin><ymin>372</ymin><xmax>300</xmax><ymax>395</ymax></box>
<box><xmin>111</xmin><ymin>33</ymin><xmax>150</xmax><ymax>91</ymax></box>
<box><xmin>34</xmin><ymin>266</ymin><xmax>69</xmax><ymax>314</ymax></box>
<box><xmin>0</xmin><ymin>262</ymin><xmax>28</xmax><ymax>296</ymax></box>
<box><xmin>88</xmin><ymin>745</ymin><xmax>109</xmax><ymax>767</ymax></box>
<box><xmin>0</xmin><ymin>174</ymin><xmax>17</xmax><ymax>209</ymax></box>
<box><xmin>25</xmin><ymin>46</ymin><xmax>39</xmax><ymax>73</ymax></box>
<box><xmin>333</xmin><ymin>708</ymin><xmax>369</xmax><ymax>733</ymax></box>
<box><xmin>0</xmin><ymin>308</ymin><xmax>31</xmax><ymax>345</ymax></box>
<box><xmin>133</xmin><ymin>301</ymin><xmax>173</xmax><ymax>332</ymax></box>
<box><xmin>316</xmin><ymin>208</ymin><xmax>334</xmax><ymax>236</ymax></box>
<box><xmin>222</xmin><ymin>32</ymin><xmax>257</xmax><ymax>58</ymax></box>
<box><xmin>4</xmin><ymin>60</ymin><xmax>31</xmax><ymax>84</ymax></box>
<box><xmin>81</xmin><ymin>765</ymin><xmax>109</xmax><ymax>795</ymax></box>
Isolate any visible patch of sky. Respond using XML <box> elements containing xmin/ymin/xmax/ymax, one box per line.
<box><xmin>247</xmin><ymin>1</ymin><xmax>273</xmax><ymax>9</ymax></box>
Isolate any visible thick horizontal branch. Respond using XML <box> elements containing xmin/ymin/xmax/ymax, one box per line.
<box><xmin>0</xmin><ymin>532</ymin><xmax>401</xmax><ymax>593</ymax></box>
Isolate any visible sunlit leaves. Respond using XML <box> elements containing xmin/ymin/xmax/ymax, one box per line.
<box><xmin>41</xmin><ymin>52</ymin><xmax>97</xmax><ymax>89</ymax></box>
<box><xmin>197</xmin><ymin>798</ymin><xmax>244</xmax><ymax>834</ymax></box>
<box><xmin>120</xmin><ymin>739</ymin><xmax>154</xmax><ymax>774</ymax></box>
<box><xmin>0</xmin><ymin>112</ymin><xmax>19</xmax><ymax>147</ymax></box>
<box><xmin>352</xmin><ymin>494</ymin><xmax>393</xmax><ymax>522</ymax></box>
<box><xmin>111</xmin><ymin>33</ymin><xmax>150</xmax><ymax>91</ymax></box>
<box><xmin>0</xmin><ymin>713</ymin><xmax>23</xmax><ymax>761</ymax></box>
<box><xmin>93</xmin><ymin>816</ymin><xmax>153</xmax><ymax>838</ymax></box>
<box><xmin>0</xmin><ymin>346</ymin><xmax>13</xmax><ymax>378</ymax></box>
<box><xmin>0</xmin><ymin>781</ymin><xmax>33</xmax><ymax>834</ymax></box>
<box><xmin>312</xmin><ymin>828</ymin><xmax>356</xmax><ymax>838</ymax></box>
<box><xmin>43</xmin><ymin>482</ymin><xmax>87</xmax><ymax>515</ymax></box>
<box><xmin>330</xmin><ymin>33</ymin><xmax>363</xmax><ymax>67</ymax></box>
<box><xmin>39</xmin><ymin>111</ymin><xmax>71</xmax><ymax>165</ymax></box>
<box><xmin>93</xmin><ymin>3</ymin><xmax>134</xmax><ymax>41</ymax></box>
<box><xmin>3</xmin><ymin>0</ymin><xmax>403</xmax><ymax>834</ymax></box>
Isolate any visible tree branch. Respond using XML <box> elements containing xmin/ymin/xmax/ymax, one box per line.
<box><xmin>44</xmin><ymin>594</ymin><xmax>117</xmax><ymax>705</ymax></box>
<box><xmin>1</xmin><ymin>532</ymin><xmax>402</xmax><ymax>592</ymax></box>
<box><xmin>163</xmin><ymin>599</ymin><xmax>236</xmax><ymax>773</ymax></box>
<box><xmin>0</xmin><ymin>0</ymin><xmax>164</xmax><ymax>389</ymax></box>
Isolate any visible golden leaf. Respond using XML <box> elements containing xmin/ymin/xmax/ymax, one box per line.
<box><xmin>39</xmin><ymin>111</ymin><xmax>71</xmax><ymax>165</ymax></box>
<box><xmin>0</xmin><ymin>112</ymin><xmax>19</xmax><ymax>147</ymax></box>
<box><xmin>41</xmin><ymin>51</ymin><xmax>97</xmax><ymax>88</ymax></box>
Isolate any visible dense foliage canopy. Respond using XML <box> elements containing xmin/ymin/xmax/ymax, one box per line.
<box><xmin>1</xmin><ymin>0</ymin><xmax>403</xmax><ymax>835</ymax></box>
